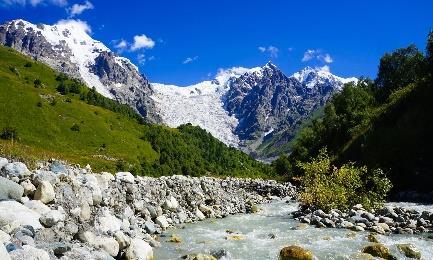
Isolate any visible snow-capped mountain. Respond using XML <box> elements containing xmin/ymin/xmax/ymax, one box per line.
<box><xmin>0</xmin><ymin>19</ymin><xmax>160</xmax><ymax>122</ymax></box>
<box><xmin>0</xmin><ymin>19</ymin><xmax>357</xmax><ymax>157</ymax></box>
<box><xmin>152</xmin><ymin>62</ymin><xmax>357</xmax><ymax>154</ymax></box>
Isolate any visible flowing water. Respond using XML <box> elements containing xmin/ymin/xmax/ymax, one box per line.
<box><xmin>154</xmin><ymin>201</ymin><xmax>433</xmax><ymax>259</ymax></box>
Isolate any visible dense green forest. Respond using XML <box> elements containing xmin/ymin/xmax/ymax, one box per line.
<box><xmin>274</xmin><ymin>32</ymin><xmax>433</xmax><ymax>193</ymax></box>
<box><xmin>0</xmin><ymin>46</ymin><xmax>272</xmax><ymax>179</ymax></box>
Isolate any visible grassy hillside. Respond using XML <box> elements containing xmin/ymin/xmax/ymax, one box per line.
<box><xmin>0</xmin><ymin>46</ymin><xmax>272</xmax><ymax>178</ymax></box>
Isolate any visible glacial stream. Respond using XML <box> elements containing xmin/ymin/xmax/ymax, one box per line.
<box><xmin>155</xmin><ymin>201</ymin><xmax>433</xmax><ymax>259</ymax></box>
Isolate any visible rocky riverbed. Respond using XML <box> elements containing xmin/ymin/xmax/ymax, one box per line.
<box><xmin>292</xmin><ymin>203</ymin><xmax>433</xmax><ymax>235</ymax></box>
<box><xmin>0</xmin><ymin>157</ymin><xmax>296</xmax><ymax>259</ymax></box>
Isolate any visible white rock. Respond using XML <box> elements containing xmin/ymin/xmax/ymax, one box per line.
<box><xmin>162</xmin><ymin>196</ymin><xmax>179</xmax><ymax>211</ymax></box>
<box><xmin>0</xmin><ymin>157</ymin><xmax>8</xmax><ymax>169</ymax></box>
<box><xmin>9</xmin><ymin>245</ymin><xmax>50</xmax><ymax>260</ymax></box>
<box><xmin>0</xmin><ymin>201</ymin><xmax>42</xmax><ymax>229</ymax></box>
<box><xmin>82</xmin><ymin>174</ymin><xmax>102</xmax><ymax>205</ymax></box>
<box><xmin>20</xmin><ymin>179</ymin><xmax>36</xmax><ymax>196</ymax></box>
<box><xmin>94</xmin><ymin>236</ymin><xmax>119</xmax><ymax>257</ymax></box>
<box><xmin>114</xmin><ymin>230</ymin><xmax>130</xmax><ymax>250</ymax></box>
<box><xmin>3</xmin><ymin>162</ymin><xmax>31</xmax><ymax>177</ymax></box>
<box><xmin>125</xmin><ymin>238</ymin><xmax>153</xmax><ymax>260</ymax></box>
<box><xmin>95</xmin><ymin>172</ymin><xmax>114</xmax><ymax>190</ymax></box>
<box><xmin>0</xmin><ymin>230</ymin><xmax>11</xmax><ymax>244</ymax></box>
<box><xmin>24</xmin><ymin>200</ymin><xmax>51</xmax><ymax>215</ymax></box>
<box><xmin>155</xmin><ymin>215</ymin><xmax>169</xmax><ymax>229</ymax></box>
<box><xmin>0</xmin><ymin>243</ymin><xmax>10</xmax><ymax>260</ymax></box>
<box><xmin>199</xmin><ymin>204</ymin><xmax>214</xmax><ymax>215</ymax></box>
<box><xmin>80</xmin><ymin>201</ymin><xmax>91</xmax><ymax>221</ymax></box>
<box><xmin>34</xmin><ymin>181</ymin><xmax>55</xmax><ymax>204</ymax></box>
<box><xmin>95</xmin><ymin>208</ymin><xmax>122</xmax><ymax>233</ymax></box>
<box><xmin>196</xmin><ymin>208</ymin><xmax>206</xmax><ymax>220</ymax></box>
<box><xmin>39</xmin><ymin>208</ymin><xmax>65</xmax><ymax>227</ymax></box>
<box><xmin>115</xmin><ymin>172</ymin><xmax>135</xmax><ymax>183</ymax></box>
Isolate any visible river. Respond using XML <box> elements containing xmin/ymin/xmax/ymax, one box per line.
<box><xmin>154</xmin><ymin>200</ymin><xmax>433</xmax><ymax>259</ymax></box>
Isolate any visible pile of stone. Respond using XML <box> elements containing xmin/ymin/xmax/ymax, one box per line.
<box><xmin>292</xmin><ymin>203</ymin><xmax>433</xmax><ymax>235</ymax></box>
<box><xmin>0</xmin><ymin>157</ymin><xmax>296</xmax><ymax>259</ymax></box>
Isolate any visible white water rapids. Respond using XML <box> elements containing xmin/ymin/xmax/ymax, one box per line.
<box><xmin>154</xmin><ymin>201</ymin><xmax>433</xmax><ymax>259</ymax></box>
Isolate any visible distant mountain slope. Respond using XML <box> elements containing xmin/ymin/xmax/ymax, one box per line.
<box><xmin>0</xmin><ymin>46</ymin><xmax>271</xmax><ymax>178</ymax></box>
<box><xmin>0</xmin><ymin>19</ymin><xmax>160</xmax><ymax>122</ymax></box>
<box><xmin>153</xmin><ymin>64</ymin><xmax>356</xmax><ymax>157</ymax></box>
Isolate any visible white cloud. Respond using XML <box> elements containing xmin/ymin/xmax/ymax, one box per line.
<box><xmin>302</xmin><ymin>49</ymin><xmax>316</xmax><ymax>62</ymax></box>
<box><xmin>318</xmin><ymin>65</ymin><xmax>330</xmax><ymax>72</ymax></box>
<box><xmin>55</xmin><ymin>19</ymin><xmax>91</xmax><ymax>33</ymax></box>
<box><xmin>147</xmin><ymin>56</ymin><xmax>155</xmax><ymax>61</ymax></box>
<box><xmin>183</xmin><ymin>56</ymin><xmax>198</xmax><ymax>64</ymax></box>
<box><xmin>258</xmin><ymin>45</ymin><xmax>279</xmax><ymax>58</ymax></box>
<box><xmin>318</xmin><ymin>53</ymin><xmax>333</xmax><ymax>63</ymax></box>
<box><xmin>113</xmin><ymin>39</ymin><xmax>127</xmax><ymax>51</ymax></box>
<box><xmin>288</xmin><ymin>47</ymin><xmax>294</xmax><ymax>52</ymax></box>
<box><xmin>67</xmin><ymin>0</ymin><xmax>93</xmax><ymax>17</ymax></box>
<box><xmin>0</xmin><ymin>0</ymin><xmax>67</xmax><ymax>6</ymax></box>
<box><xmin>137</xmin><ymin>54</ymin><xmax>146</xmax><ymax>65</ymax></box>
<box><xmin>131</xmin><ymin>34</ymin><xmax>155</xmax><ymax>51</ymax></box>
<box><xmin>302</xmin><ymin>49</ymin><xmax>333</xmax><ymax>64</ymax></box>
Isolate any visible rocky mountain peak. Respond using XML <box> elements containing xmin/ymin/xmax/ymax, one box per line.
<box><xmin>0</xmin><ymin>19</ymin><xmax>160</xmax><ymax>122</ymax></box>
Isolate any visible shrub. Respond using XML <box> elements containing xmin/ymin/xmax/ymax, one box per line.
<box><xmin>24</xmin><ymin>62</ymin><xmax>32</xmax><ymax>67</ymax></box>
<box><xmin>0</xmin><ymin>127</ymin><xmax>18</xmax><ymax>140</ymax></box>
<box><xmin>34</xmin><ymin>79</ymin><xmax>42</xmax><ymax>88</ymax></box>
<box><xmin>36</xmin><ymin>101</ymin><xmax>43</xmax><ymax>107</ymax></box>
<box><xmin>9</xmin><ymin>66</ymin><xmax>19</xmax><ymax>76</ymax></box>
<box><xmin>70</xmin><ymin>124</ymin><xmax>80</xmax><ymax>132</ymax></box>
<box><xmin>298</xmin><ymin>149</ymin><xmax>392</xmax><ymax>211</ymax></box>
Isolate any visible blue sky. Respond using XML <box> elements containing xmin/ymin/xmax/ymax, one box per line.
<box><xmin>1</xmin><ymin>0</ymin><xmax>433</xmax><ymax>86</ymax></box>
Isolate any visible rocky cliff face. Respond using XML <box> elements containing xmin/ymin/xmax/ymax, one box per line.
<box><xmin>0</xmin><ymin>19</ymin><xmax>160</xmax><ymax>122</ymax></box>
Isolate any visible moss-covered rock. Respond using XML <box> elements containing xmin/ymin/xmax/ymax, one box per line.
<box><xmin>367</xmin><ymin>233</ymin><xmax>379</xmax><ymax>243</ymax></box>
<box><xmin>362</xmin><ymin>243</ymin><xmax>397</xmax><ymax>260</ymax></box>
<box><xmin>225</xmin><ymin>234</ymin><xmax>245</xmax><ymax>241</ymax></box>
<box><xmin>279</xmin><ymin>245</ymin><xmax>313</xmax><ymax>260</ymax></box>
<box><xmin>169</xmin><ymin>234</ymin><xmax>182</xmax><ymax>243</ymax></box>
<box><xmin>397</xmin><ymin>244</ymin><xmax>421</xmax><ymax>259</ymax></box>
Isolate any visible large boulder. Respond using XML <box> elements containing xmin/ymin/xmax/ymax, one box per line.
<box><xmin>362</xmin><ymin>243</ymin><xmax>396</xmax><ymax>260</ymax></box>
<box><xmin>0</xmin><ymin>200</ymin><xmax>42</xmax><ymax>229</ymax></box>
<box><xmin>8</xmin><ymin>245</ymin><xmax>50</xmax><ymax>260</ymax></box>
<box><xmin>2</xmin><ymin>162</ymin><xmax>31</xmax><ymax>178</ymax></box>
<box><xmin>162</xmin><ymin>196</ymin><xmax>179</xmax><ymax>211</ymax></box>
<box><xmin>397</xmin><ymin>244</ymin><xmax>421</xmax><ymax>259</ymax></box>
<box><xmin>279</xmin><ymin>245</ymin><xmax>313</xmax><ymax>260</ymax></box>
<box><xmin>34</xmin><ymin>181</ymin><xmax>55</xmax><ymax>204</ymax></box>
<box><xmin>95</xmin><ymin>208</ymin><xmax>122</xmax><ymax>233</ymax></box>
<box><xmin>115</xmin><ymin>172</ymin><xmax>135</xmax><ymax>183</ymax></box>
<box><xmin>0</xmin><ymin>176</ymin><xmax>24</xmax><ymax>201</ymax></box>
<box><xmin>155</xmin><ymin>215</ymin><xmax>169</xmax><ymax>229</ymax></box>
<box><xmin>39</xmin><ymin>208</ymin><xmax>66</xmax><ymax>227</ymax></box>
<box><xmin>0</xmin><ymin>243</ymin><xmax>10</xmax><ymax>260</ymax></box>
<box><xmin>125</xmin><ymin>238</ymin><xmax>153</xmax><ymax>260</ymax></box>
<box><xmin>0</xmin><ymin>158</ymin><xmax>8</xmax><ymax>169</ymax></box>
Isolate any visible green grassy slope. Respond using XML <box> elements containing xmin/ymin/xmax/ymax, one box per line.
<box><xmin>0</xmin><ymin>46</ymin><xmax>272</xmax><ymax>178</ymax></box>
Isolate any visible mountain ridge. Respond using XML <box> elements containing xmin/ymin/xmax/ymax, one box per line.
<box><xmin>0</xmin><ymin>19</ymin><xmax>357</xmax><ymax>158</ymax></box>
